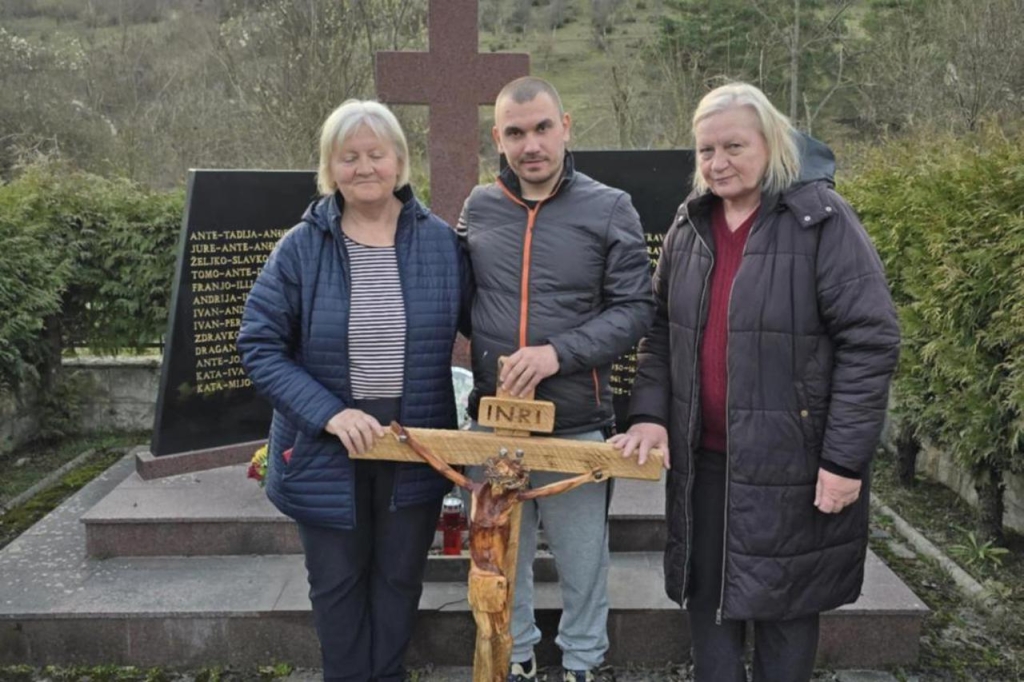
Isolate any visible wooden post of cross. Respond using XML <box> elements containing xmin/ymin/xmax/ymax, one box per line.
<box><xmin>465</xmin><ymin>359</ymin><xmax>550</xmax><ymax>680</ymax></box>
<box><xmin>354</xmin><ymin>360</ymin><xmax>662</xmax><ymax>682</ymax></box>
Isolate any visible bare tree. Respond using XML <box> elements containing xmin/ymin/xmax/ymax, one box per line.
<box><xmin>749</xmin><ymin>0</ymin><xmax>855</xmax><ymax>129</ymax></box>
<box><xmin>609</xmin><ymin>62</ymin><xmax>636</xmax><ymax>148</ymax></box>
<box><xmin>855</xmin><ymin>0</ymin><xmax>1024</xmax><ymax>134</ymax></box>
<box><xmin>507</xmin><ymin>0</ymin><xmax>533</xmax><ymax>34</ymax></box>
<box><xmin>479</xmin><ymin>0</ymin><xmax>506</xmax><ymax>33</ymax></box>
<box><xmin>935</xmin><ymin>0</ymin><xmax>1024</xmax><ymax>130</ymax></box>
<box><xmin>852</xmin><ymin>0</ymin><xmax>944</xmax><ymax>133</ymax></box>
<box><xmin>215</xmin><ymin>0</ymin><xmax>425</xmax><ymax>167</ymax></box>
<box><xmin>591</xmin><ymin>0</ymin><xmax>625</xmax><ymax>50</ymax></box>
<box><xmin>547</xmin><ymin>0</ymin><xmax>573</xmax><ymax>30</ymax></box>
<box><xmin>352</xmin><ymin>0</ymin><xmax>426</xmax><ymax>55</ymax></box>
<box><xmin>642</xmin><ymin>35</ymin><xmax>713</xmax><ymax>146</ymax></box>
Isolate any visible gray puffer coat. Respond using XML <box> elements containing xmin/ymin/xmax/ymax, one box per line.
<box><xmin>458</xmin><ymin>154</ymin><xmax>655</xmax><ymax>434</ymax></box>
<box><xmin>629</xmin><ymin>163</ymin><xmax>900</xmax><ymax>620</ymax></box>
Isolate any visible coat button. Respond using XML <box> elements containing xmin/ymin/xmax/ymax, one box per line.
<box><xmin>800</xmin><ymin>409</ymin><xmax>809</xmax><ymax>418</ymax></box>
<box><xmin>803</xmin><ymin>215</ymin><xmax>812</xmax><ymax>222</ymax></box>
<box><xmin>825</xmin><ymin>206</ymin><xmax>833</xmax><ymax>212</ymax></box>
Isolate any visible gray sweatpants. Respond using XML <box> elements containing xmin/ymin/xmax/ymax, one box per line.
<box><xmin>468</xmin><ymin>424</ymin><xmax>610</xmax><ymax>671</ymax></box>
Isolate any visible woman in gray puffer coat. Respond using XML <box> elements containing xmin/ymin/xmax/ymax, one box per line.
<box><xmin>611</xmin><ymin>83</ymin><xmax>900</xmax><ymax>682</ymax></box>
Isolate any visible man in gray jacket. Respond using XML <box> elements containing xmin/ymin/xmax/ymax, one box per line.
<box><xmin>457</xmin><ymin>76</ymin><xmax>655</xmax><ymax>682</ymax></box>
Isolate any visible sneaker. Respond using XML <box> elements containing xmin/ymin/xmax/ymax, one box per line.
<box><xmin>508</xmin><ymin>654</ymin><xmax>537</xmax><ymax>681</ymax></box>
<box><xmin>562</xmin><ymin>670</ymin><xmax>595</xmax><ymax>682</ymax></box>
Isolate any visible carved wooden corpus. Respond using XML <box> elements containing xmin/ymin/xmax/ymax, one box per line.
<box><xmin>395</xmin><ymin>424</ymin><xmax>605</xmax><ymax>682</ymax></box>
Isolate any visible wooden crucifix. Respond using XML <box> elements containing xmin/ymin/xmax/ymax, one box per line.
<box><xmin>353</xmin><ymin>361</ymin><xmax>662</xmax><ymax>682</ymax></box>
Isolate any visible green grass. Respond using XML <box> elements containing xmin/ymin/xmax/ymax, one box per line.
<box><xmin>0</xmin><ymin>664</ymin><xmax>296</xmax><ymax>681</ymax></box>
<box><xmin>0</xmin><ymin>430</ymin><xmax>147</xmax><ymax>505</ymax></box>
<box><xmin>31</xmin><ymin>668</ymin><xmax>338</xmax><ymax>682</ymax></box>
<box><xmin>872</xmin><ymin>451</ymin><xmax>1024</xmax><ymax>592</ymax></box>
<box><xmin>871</xmin><ymin>450</ymin><xmax>1024</xmax><ymax>680</ymax></box>
<box><xmin>480</xmin><ymin>0</ymin><xmax>662</xmax><ymax>151</ymax></box>
<box><xmin>0</xmin><ymin>430</ymin><xmax>148</xmax><ymax>551</ymax></box>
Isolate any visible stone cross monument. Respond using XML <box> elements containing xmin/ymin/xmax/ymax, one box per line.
<box><xmin>375</xmin><ymin>0</ymin><xmax>530</xmax><ymax>225</ymax></box>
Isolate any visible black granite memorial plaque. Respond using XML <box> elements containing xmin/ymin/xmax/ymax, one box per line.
<box><xmin>151</xmin><ymin>170</ymin><xmax>318</xmax><ymax>456</ymax></box>
<box><xmin>500</xmin><ymin>150</ymin><xmax>696</xmax><ymax>428</ymax></box>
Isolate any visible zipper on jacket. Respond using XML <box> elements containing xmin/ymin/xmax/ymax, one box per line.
<box><xmin>496</xmin><ymin>180</ymin><xmax>561</xmax><ymax>351</ymax></box>
<box><xmin>591</xmin><ymin>369</ymin><xmax>601</xmax><ymax>407</ymax></box>
<box><xmin>333</xmin><ymin>216</ymin><xmax>360</xmax><ymax>526</ymax></box>
<box><xmin>393</xmin><ymin>217</ymin><xmax>413</xmax><ymax>514</ymax></box>
<box><xmin>519</xmin><ymin>207</ymin><xmax>539</xmax><ymax>347</ymax></box>
<box><xmin>331</xmin><ymin>215</ymin><xmax>358</xmax><ymax>407</ymax></box>
<box><xmin>716</xmin><ymin>211</ymin><xmax>765</xmax><ymax>625</ymax></box>
<box><xmin>683</xmin><ymin>220</ymin><xmax>714</xmax><ymax>605</ymax></box>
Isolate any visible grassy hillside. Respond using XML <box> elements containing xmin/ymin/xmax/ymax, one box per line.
<box><xmin>479</xmin><ymin>0</ymin><xmax>662</xmax><ymax>150</ymax></box>
<box><xmin>2</xmin><ymin>0</ymin><xmax>1022</xmax><ymax>188</ymax></box>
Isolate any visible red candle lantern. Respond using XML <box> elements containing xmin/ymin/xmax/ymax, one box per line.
<box><xmin>438</xmin><ymin>493</ymin><xmax>467</xmax><ymax>556</ymax></box>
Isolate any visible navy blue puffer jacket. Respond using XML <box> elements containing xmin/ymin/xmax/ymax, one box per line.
<box><xmin>238</xmin><ymin>186</ymin><xmax>472</xmax><ymax>529</ymax></box>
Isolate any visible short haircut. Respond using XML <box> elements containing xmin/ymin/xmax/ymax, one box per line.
<box><xmin>495</xmin><ymin>76</ymin><xmax>565</xmax><ymax>115</ymax></box>
<box><xmin>691</xmin><ymin>83</ymin><xmax>801</xmax><ymax>196</ymax></box>
<box><xmin>316</xmin><ymin>99</ymin><xmax>410</xmax><ymax>196</ymax></box>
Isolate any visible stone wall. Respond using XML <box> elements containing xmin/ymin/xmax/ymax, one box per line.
<box><xmin>0</xmin><ymin>355</ymin><xmax>160</xmax><ymax>455</ymax></box>
<box><xmin>918</xmin><ymin>443</ymin><xmax>1024</xmax><ymax>534</ymax></box>
<box><xmin>63</xmin><ymin>355</ymin><xmax>161</xmax><ymax>433</ymax></box>
<box><xmin>0</xmin><ymin>383</ymin><xmax>39</xmax><ymax>455</ymax></box>
<box><xmin>6</xmin><ymin>356</ymin><xmax>1024</xmax><ymax>534</ymax></box>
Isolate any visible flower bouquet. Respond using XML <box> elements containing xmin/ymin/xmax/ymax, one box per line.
<box><xmin>248</xmin><ymin>445</ymin><xmax>268</xmax><ymax>487</ymax></box>
<box><xmin>248</xmin><ymin>445</ymin><xmax>292</xmax><ymax>486</ymax></box>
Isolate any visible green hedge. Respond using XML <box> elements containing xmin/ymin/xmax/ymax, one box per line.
<box><xmin>0</xmin><ymin>160</ymin><xmax>182</xmax><ymax>391</ymax></box>
<box><xmin>842</xmin><ymin>129</ymin><xmax>1024</xmax><ymax>486</ymax></box>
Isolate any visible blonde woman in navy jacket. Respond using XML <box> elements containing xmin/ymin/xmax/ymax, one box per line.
<box><xmin>238</xmin><ymin>100</ymin><xmax>472</xmax><ymax>682</ymax></box>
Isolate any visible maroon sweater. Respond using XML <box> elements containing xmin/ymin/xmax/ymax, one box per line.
<box><xmin>699</xmin><ymin>202</ymin><xmax>757</xmax><ymax>453</ymax></box>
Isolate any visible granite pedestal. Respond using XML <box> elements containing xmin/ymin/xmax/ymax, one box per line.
<box><xmin>0</xmin><ymin>450</ymin><xmax>928</xmax><ymax>669</ymax></box>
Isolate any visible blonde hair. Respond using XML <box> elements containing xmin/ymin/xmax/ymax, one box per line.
<box><xmin>316</xmin><ymin>99</ymin><xmax>410</xmax><ymax>196</ymax></box>
<box><xmin>691</xmin><ymin>83</ymin><xmax>800</xmax><ymax>196</ymax></box>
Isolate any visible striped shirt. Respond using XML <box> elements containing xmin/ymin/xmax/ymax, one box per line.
<box><xmin>345</xmin><ymin>235</ymin><xmax>406</xmax><ymax>399</ymax></box>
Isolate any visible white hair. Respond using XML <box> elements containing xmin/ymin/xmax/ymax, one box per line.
<box><xmin>692</xmin><ymin>83</ymin><xmax>801</xmax><ymax>196</ymax></box>
<box><xmin>316</xmin><ymin>99</ymin><xmax>410</xmax><ymax>196</ymax></box>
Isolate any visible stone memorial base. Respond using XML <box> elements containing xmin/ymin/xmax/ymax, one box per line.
<box><xmin>0</xmin><ymin>447</ymin><xmax>928</xmax><ymax>669</ymax></box>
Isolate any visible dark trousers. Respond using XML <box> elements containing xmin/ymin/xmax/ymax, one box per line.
<box><xmin>687</xmin><ymin>449</ymin><xmax>820</xmax><ymax>682</ymax></box>
<box><xmin>295</xmin><ymin>399</ymin><xmax>442</xmax><ymax>682</ymax></box>
<box><xmin>689</xmin><ymin>609</ymin><xmax>820</xmax><ymax>682</ymax></box>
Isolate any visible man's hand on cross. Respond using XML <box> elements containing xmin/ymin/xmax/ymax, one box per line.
<box><xmin>326</xmin><ymin>409</ymin><xmax>387</xmax><ymax>456</ymax></box>
<box><xmin>499</xmin><ymin>344</ymin><xmax>560</xmax><ymax>397</ymax></box>
<box><xmin>610</xmin><ymin>422</ymin><xmax>671</xmax><ymax>470</ymax></box>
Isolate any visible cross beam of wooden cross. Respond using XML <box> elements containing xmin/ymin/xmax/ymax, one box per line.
<box><xmin>356</xmin><ymin>426</ymin><xmax>661</xmax><ymax>481</ymax></box>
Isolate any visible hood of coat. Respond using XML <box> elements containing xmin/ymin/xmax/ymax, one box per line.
<box><xmin>795</xmin><ymin>132</ymin><xmax>836</xmax><ymax>187</ymax></box>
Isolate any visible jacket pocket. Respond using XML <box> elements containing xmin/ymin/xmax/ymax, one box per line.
<box><xmin>281</xmin><ymin>432</ymin><xmax>312</xmax><ymax>480</ymax></box>
<box><xmin>794</xmin><ymin>381</ymin><xmax>826</xmax><ymax>471</ymax></box>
